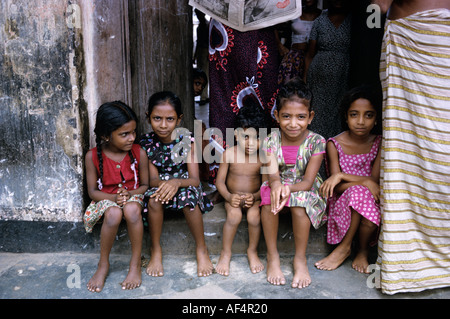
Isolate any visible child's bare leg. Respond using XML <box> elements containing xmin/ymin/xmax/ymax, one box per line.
<box><xmin>315</xmin><ymin>209</ymin><xmax>360</xmax><ymax>271</ymax></box>
<box><xmin>183</xmin><ymin>206</ymin><xmax>214</xmax><ymax>277</ymax></box>
<box><xmin>87</xmin><ymin>207</ymin><xmax>122</xmax><ymax>293</ymax></box>
<box><xmin>121</xmin><ymin>202</ymin><xmax>143</xmax><ymax>290</ymax></box>
<box><xmin>146</xmin><ymin>198</ymin><xmax>164</xmax><ymax>277</ymax></box>
<box><xmin>291</xmin><ymin>207</ymin><xmax>311</xmax><ymax>289</ymax></box>
<box><xmin>261</xmin><ymin>205</ymin><xmax>285</xmax><ymax>285</ymax></box>
<box><xmin>216</xmin><ymin>203</ymin><xmax>242</xmax><ymax>276</ymax></box>
<box><xmin>246</xmin><ymin>202</ymin><xmax>264</xmax><ymax>274</ymax></box>
<box><xmin>352</xmin><ymin>217</ymin><xmax>377</xmax><ymax>273</ymax></box>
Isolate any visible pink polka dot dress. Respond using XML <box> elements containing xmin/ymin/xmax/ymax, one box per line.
<box><xmin>326</xmin><ymin>135</ymin><xmax>382</xmax><ymax>245</ymax></box>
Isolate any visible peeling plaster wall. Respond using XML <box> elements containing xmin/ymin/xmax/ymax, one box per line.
<box><xmin>0</xmin><ymin>0</ymin><xmax>86</xmax><ymax>222</ymax></box>
<box><xmin>0</xmin><ymin>0</ymin><xmax>193</xmax><ymax>223</ymax></box>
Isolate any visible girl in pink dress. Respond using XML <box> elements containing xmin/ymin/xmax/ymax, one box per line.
<box><xmin>315</xmin><ymin>85</ymin><xmax>382</xmax><ymax>274</ymax></box>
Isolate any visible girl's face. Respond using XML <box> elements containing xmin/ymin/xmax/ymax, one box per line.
<box><xmin>274</xmin><ymin>99</ymin><xmax>314</xmax><ymax>144</ymax></box>
<box><xmin>104</xmin><ymin>120</ymin><xmax>137</xmax><ymax>152</ymax></box>
<box><xmin>148</xmin><ymin>103</ymin><xmax>182</xmax><ymax>143</ymax></box>
<box><xmin>346</xmin><ymin>98</ymin><xmax>376</xmax><ymax>137</ymax></box>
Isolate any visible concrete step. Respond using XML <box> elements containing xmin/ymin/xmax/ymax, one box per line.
<box><xmin>0</xmin><ymin>202</ymin><xmax>331</xmax><ymax>257</ymax></box>
<box><xmin>149</xmin><ymin>201</ymin><xmax>330</xmax><ymax>256</ymax></box>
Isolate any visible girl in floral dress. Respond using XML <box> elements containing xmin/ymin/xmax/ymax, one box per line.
<box><xmin>260</xmin><ymin>78</ymin><xmax>327</xmax><ymax>289</ymax></box>
<box><xmin>140</xmin><ymin>91</ymin><xmax>214</xmax><ymax>278</ymax></box>
<box><xmin>315</xmin><ymin>85</ymin><xmax>382</xmax><ymax>274</ymax></box>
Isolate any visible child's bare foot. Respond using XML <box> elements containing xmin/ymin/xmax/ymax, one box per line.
<box><xmin>146</xmin><ymin>248</ymin><xmax>164</xmax><ymax>277</ymax></box>
<box><xmin>292</xmin><ymin>256</ymin><xmax>311</xmax><ymax>289</ymax></box>
<box><xmin>121</xmin><ymin>264</ymin><xmax>142</xmax><ymax>290</ymax></box>
<box><xmin>266</xmin><ymin>254</ymin><xmax>285</xmax><ymax>285</ymax></box>
<box><xmin>315</xmin><ymin>246</ymin><xmax>351</xmax><ymax>271</ymax></box>
<box><xmin>197</xmin><ymin>246</ymin><xmax>214</xmax><ymax>277</ymax></box>
<box><xmin>87</xmin><ymin>261</ymin><xmax>109</xmax><ymax>293</ymax></box>
<box><xmin>216</xmin><ymin>250</ymin><xmax>231</xmax><ymax>276</ymax></box>
<box><xmin>247</xmin><ymin>248</ymin><xmax>264</xmax><ymax>274</ymax></box>
<box><xmin>352</xmin><ymin>249</ymin><xmax>370</xmax><ymax>274</ymax></box>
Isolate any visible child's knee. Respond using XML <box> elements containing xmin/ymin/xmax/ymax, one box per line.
<box><xmin>147</xmin><ymin>197</ymin><xmax>163</xmax><ymax>211</ymax></box>
<box><xmin>361</xmin><ymin>217</ymin><xmax>377</xmax><ymax>230</ymax></box>
<box><xmin>226</xmin><ymin>209</ymin><xmax>242</xmax><ymax>226</ymax></box>
<box><xmin>291</xmin><ymin>207</ymin><xmax>310</xmax><ymax>222</ymax></box>
<box><xmin>104</xmin><ymin>207</ymin><xmax>123</xmax><ymax>227</ymax></box>
<box><xmin>123</xmin><ymin>203</ymin><xmax>142</xmax><ymax>224</ymax></box>
<box><xmin>246</xmin><ymin>212</ymin><xmax>260</xmax><ymax>227</ymax></box>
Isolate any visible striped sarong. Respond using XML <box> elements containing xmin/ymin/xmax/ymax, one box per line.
<box><xmin>377</xmin><ymin>9</ymin><xmax>450</xmax><ymax>295</ymax></box>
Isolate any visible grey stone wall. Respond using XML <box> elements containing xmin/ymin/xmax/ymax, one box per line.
<box><xmin>0</xmin><ymin>1</ymin><xmax>86</xmax><ymax>222</ymax></box>
<box><xmin>0</xmin><ymin>1</ymin><xmax>193</xmax><ymax>223</ymax></box>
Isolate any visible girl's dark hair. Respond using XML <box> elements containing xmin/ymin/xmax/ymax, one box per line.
<box><xmin>276</xmin><ymin>77</ymin><xmax>313</xmax><ymax>112</ymax></box>
<box><xmin>147</xmin><ymin>91</ymin><xmax>183</xmax><ymax>117</ymax></box>
<box><xmin>339</xmin><ymin>85</ymin><xmax>382</xmax><ymax>134</ymax></box>
<box><xmin>94</xmin><ymin>101</ymin><xmax>138</xmax><ymax>189</ymax></box>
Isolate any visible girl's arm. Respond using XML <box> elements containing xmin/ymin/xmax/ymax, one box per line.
<box><xmin>85</xmin><ymin>150</ymin><xmax>118</xmax><ymax>203</ymax></box>
<box><xmin>320</xmin><ymin>141</ymin><xmax>381</xmax><ymax>200</ymax></box>
<box><xmin>151</xmin><ymin>141</ymin><xmax>201</xmax><ymax>203</ymax></box>
<box><xmin>274</xmin><ymin>28</ymin><xmax>289</xmax><ymax>57</ymax></box>
<box><xmin>288</xmin><ymin>152</ymin><xmax>324</xmax><ymax>193</ymax></box>
<box><xmin>263</xmin><ymin>151</ymin><xmax>290</xmax><ymax>214</ymax></box>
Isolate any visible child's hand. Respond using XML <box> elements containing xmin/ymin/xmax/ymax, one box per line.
<box><xmin>320</xmin><ymin>173</ymin><xmax>342</xmax><ymax>198</ymax></box>
<box><xmin>116</xmin><ymin>188</ymin><xmax>130</xmax><ymax>206</ymax></box>
<box><xmin>229</xmin><ymin>194</ymin><xmax>243</xmax><ymax>208</ymax></box>
<box><xmin>270</xmin><ymin>183</ymin><xmax>290</xmax><ymax>214</ymax></box>
<box><xmin>151</xmin><ymin>180</ymin><xmax>181</xmax><ymax>204</ymax></box>
<box><xmin>362</xmin><ymin>179</ymin><xmax>380</xmax><ymax>203</ymax></box>
<box><xmin>243</xmin><ymin>193</ymin><xmax>255</xmax><ymax>208</ymax></box>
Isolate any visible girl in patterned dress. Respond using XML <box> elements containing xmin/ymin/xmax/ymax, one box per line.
<box><xmin>315</xmin><ymin>85</ymin><xmax>382</xmax><ymax>274</ymax></box>
<box><xmin>84</xmin><ymin>101</ymin><xmax>149</xmax><ymax>292</ymax></box>
<box><xmin>140</xmin><ymin>91</ymin><xmax>214</xmax><ymax>278</ymax></box>
<box><xmin>260</xmin><ymin>78</ymin><xmax>327</xmax><ymax>289</ymax></box>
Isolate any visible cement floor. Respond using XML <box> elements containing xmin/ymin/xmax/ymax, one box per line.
<box><xmin>1</xmin><ymin>251</ymin><xmax>449</xmax><ymax>300</ymax></box>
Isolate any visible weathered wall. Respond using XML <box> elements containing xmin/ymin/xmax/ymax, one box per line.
<box><xmin>0</xmin><ymin>0</ymin><xmax>193</xmax><ymax>223</ymax></box>
<box><xmin>0</xmin><ymin>0</ymin><xmax>86</xmax><ymax>222</ymax></box>
<box><xmin>81</xmin><ymin>0</ymin><xmax>194</xmax><ymax>146</ymax></box>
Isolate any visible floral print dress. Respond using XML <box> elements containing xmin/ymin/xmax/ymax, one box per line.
<box><xmin>140</xmin><ymin>131</ymin><xmax>213</xmax><ymax>215</ymax></box>
<box><xmin>260</xmin><ymin>130</ymin><xmax>327</xmax><ymax>229</ymax></box>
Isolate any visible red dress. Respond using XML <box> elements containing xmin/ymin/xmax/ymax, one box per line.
<box><xmin>91</xmin><ymin>144</ymin><xmax>141</xmax><ymax>193</ymax></box>
<box><xmin>83</xmin><ymin>144</ymin><xmax>143</xmax><ymax>233</ymax></box>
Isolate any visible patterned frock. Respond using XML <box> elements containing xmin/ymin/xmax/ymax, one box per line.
<box><xmin>139</xmin><ymin>131</ymin><xmax>213</xmax><ymax>215</ymax></box>
<box><xmin>260</xmin><ymin>130</ymin><xmax>327</xmax><ymax>229</ymax></box>
<box><xmin>326</xmin><ymin>135</ymin><xmax>381</xmax><ymax>245</ymax></box>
